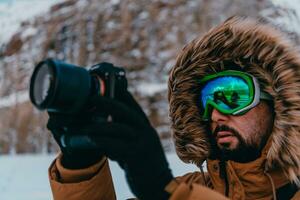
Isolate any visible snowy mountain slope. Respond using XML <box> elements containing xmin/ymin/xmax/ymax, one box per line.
<box><xmin>0</xmin><ymin>0</ymin><xmax>299</xmax><ymax>155</ymax></box>
<box><xmin>0</xmin><ymin>0</ymin><xmax>64</xmax><ymax>45</ymax></box>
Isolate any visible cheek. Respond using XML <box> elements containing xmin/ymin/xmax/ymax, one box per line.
<box><xmin>235</xmin><ymin>109</ymin><xmax>273</xmax><ymax>145</ymax></box>
<box><xmin>239</xmin><ymin>120</ymin><xmax>260</xmax><ymax>142</ymax></box>
<box><xmin>210</xmin><ymin>123</ymin><xmax>217</xmax><ymax>133</ymax></box>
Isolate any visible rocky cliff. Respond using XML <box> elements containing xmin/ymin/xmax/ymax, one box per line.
<box><xmin>0</xmin><ymin>0</ymin><xmax>297</xmax><ymax>153</ymax></box>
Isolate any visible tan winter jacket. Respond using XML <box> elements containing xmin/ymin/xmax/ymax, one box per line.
<box><xmin>49</xmin><ymin>147</ymin><xmax>300</xmax><ymax>199</ymax></box>
<box><xmin>50</xmin><ymin>16</ymin><xmax>300</xmax><ymax>199</ymax></box>
<box><xmin>49</xmin><ymin>154</ymin><xmax>229</xmax><ymax>200</ymax></box>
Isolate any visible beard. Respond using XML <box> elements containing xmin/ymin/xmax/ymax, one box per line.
<box><xmin>208</xmin><ymin>124</ymin><xmax>268</xmax><ymax>163</ymax></box>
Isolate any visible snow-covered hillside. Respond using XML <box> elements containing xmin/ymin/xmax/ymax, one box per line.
<box><xmin>0</xmin><ymin>0</ymin><xmax>277</xmax><ymax>154</ymax></box>
<box><xmin>0</xmin><ymin>0</ymin><xmax>63</xmax><ymax>45</ymax></box>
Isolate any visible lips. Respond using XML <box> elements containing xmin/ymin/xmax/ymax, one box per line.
<box><xmin>215</xmin><ymin>131</ymin><xmax>235</xmax><ymax>144</ymax></box>
<box><xmin>213</xmin><ymin>125</ymin><xmax>239</xmax><ymax>145</ymax></box>
<box><xmin>216</xmin><ymin>131</ymin><xmax>233</xmax><ymax>139</ymax></box>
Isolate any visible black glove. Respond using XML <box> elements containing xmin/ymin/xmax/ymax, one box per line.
<box><xmin>47</xmin><ymin>111</ymin><xmax>104</xmax><ymax>169</ymax></box>
<box><xmin>69</xmin><ymin>91</ymin><xmax>174</xmax><ymax>199</ymax></box>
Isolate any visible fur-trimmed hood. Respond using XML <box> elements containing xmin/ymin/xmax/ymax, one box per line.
<box><xmin>168</xmin><ymin>16</ymin><xmax>300</xmax><ymax>184</ymax></box>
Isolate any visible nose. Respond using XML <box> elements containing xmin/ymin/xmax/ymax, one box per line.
<box><xmin>211</xmin><ymin>108</ymin><xmax>229</xmax><ymax>123</ymax></box>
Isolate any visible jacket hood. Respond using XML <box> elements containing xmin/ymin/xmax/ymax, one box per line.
<box><xmin>168</xmin><ymin>16</ymin><xmax>300</xmax><ymax>184</ymax></box>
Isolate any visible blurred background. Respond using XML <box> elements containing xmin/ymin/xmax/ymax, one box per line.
<box><xmin>0</xmin><ymin>0</ymin><xmax>299</xmax><ymax>199</ymax></box>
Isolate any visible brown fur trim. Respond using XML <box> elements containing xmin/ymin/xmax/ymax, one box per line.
<box><xmin>168</xmin><ymin>16</ymin><xmax>300</xmax><ymax>184</ymax></box>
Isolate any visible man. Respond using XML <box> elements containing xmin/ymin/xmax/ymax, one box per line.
<box><xmin>48</xmin><ymin>16</ymin><xmax>300</xmax><ymax>199</ymax></box>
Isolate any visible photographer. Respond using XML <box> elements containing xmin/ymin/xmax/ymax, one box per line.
<box><xmin>46</xmin><ymin>16</ymin><xmax>300</xmax><ymax>199</ymax></box>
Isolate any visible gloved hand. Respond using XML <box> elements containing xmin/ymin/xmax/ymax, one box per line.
<box><xmin>47</xmin><ymin>111</ymin><xmax>105</xmax><ymax>169</ymax></box>
<box><xmin>68</xmin><ymin>91</ymin><xmax>174</xmax><ymax>199</ymax></box>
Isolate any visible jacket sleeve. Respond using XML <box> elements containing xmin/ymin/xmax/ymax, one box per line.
<box><xmin>48</xmin><ymin>154</ymin><xmax>116</xmax><ymax>200</ymax></box>
<box><xmin>49</xmin><ymin>155</ymin><xmax>228</xmax><ymax>200</ymax></box>
<box><xmin>166</xmin><ymin>172</ymin><xmax>229</xmax><ymax>200</ymax></box>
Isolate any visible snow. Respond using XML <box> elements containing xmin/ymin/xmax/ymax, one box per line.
<box><xmin>137</xmin><ymin>82</ymin><xmax>167</xmax><ymax>96</ymax></box>
<box><xmin>0</xmin><ymin>152</ymin><xmax>200</xmax><ymax>200</ymax></box>
<box><xmin>0</xmin><ymin>0</ymin><xmax>64</xmax><ymax>45</ymax></box>
<box><xmin>0</xmin><ymin>90</ymin><xmax>28</xmax><ymax>109</ymax></box>
<box><xmin>21</xmin><ymin>27</ymin><xmax>38</xmax><ymax>40</ymax></box>
<box><xmin>268</xmin><ymin>0</ymin><xmax>300</xmax><ymax>35</ymax></box>
<box><xmin>0</xmin><ymin>154</ymin><xmax>55</xmax><ymax>200</ymax></box>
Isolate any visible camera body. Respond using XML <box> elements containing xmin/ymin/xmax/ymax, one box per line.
<box><xmin>29</xmin><ymin>58</ymin><xmax>127</xmax><ymax>114</ymax></box>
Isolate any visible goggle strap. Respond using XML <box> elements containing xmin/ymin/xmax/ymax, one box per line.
<box><xmin>260</xmin><ymin>91</ymin><xmax>273</xmax><ymax>100</ymax></box>
<box><xmin>232</xmin><ymin>92</ymin><xmax>272</xmax><ymax>116</ymax></box>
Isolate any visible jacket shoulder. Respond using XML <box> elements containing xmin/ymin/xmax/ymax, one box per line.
<box><xmin>291</xmin><ymin>189</ymin><xmax>300</xmax><ymax>200</ymax></box>
<box><xmin>175</xmin><ymin>171</ymin><xmax>212</xmax><ymax>188</ymax></box>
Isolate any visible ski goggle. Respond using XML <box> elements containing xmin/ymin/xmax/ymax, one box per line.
<box><xmin>199</xmin><ymin>70</ymin><xmax>272</xmax><ymax>121</ymax></box>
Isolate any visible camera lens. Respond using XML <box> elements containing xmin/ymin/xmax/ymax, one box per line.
<box><xmin>32</xmin><ymin>63</ymin><xmax>54</xmax><ymax>106</ymax></box>
<box><xmin>29</xmin><ymin>59</ymin><xmax>127</xmax><ymax>114</ymax></box>
<box><xmin>30</xmin><ymin>60</ymin><xmax>57</xmax><ymax>110</ymax></box>
<box><xmin>30</xmin><ymin>59</ymin><xmax>93</xmax><ymax>113</ymax></box>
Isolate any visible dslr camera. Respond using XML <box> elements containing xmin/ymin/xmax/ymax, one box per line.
<box><xmin>29</xmin><ymin>58</ymin><xmax>127</xmax><ymax>113</ymax></box>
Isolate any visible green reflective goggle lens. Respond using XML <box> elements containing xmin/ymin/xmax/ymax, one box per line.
<box><xmin>199</xmin><ymin>70</ymin><xmax>272</xmax><ymax>121</ymax></box>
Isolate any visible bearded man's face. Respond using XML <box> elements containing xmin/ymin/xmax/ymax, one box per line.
<box><xmin>210</xmin><ymin>101</ymin><xmax>274</xmax><ymax>162</ymax></box>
